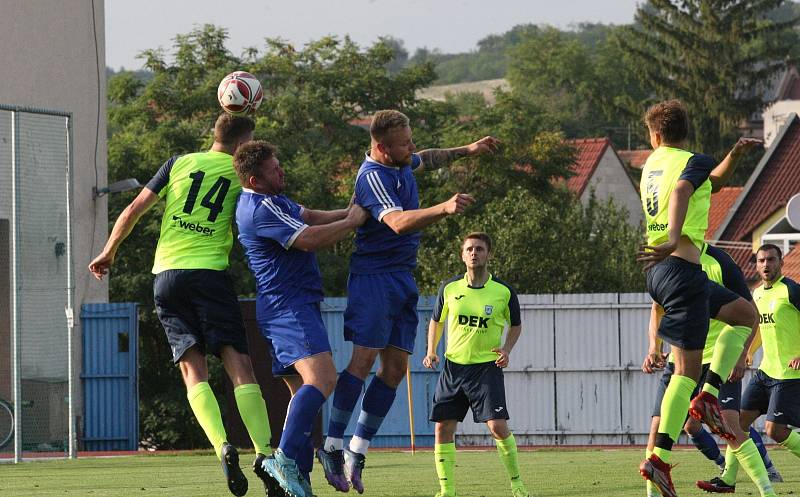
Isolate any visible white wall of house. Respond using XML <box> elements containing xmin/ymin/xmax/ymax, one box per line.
<box><xmin>763</xmin><ymin>101</ymin><xmax>800</xmax><ymax>147</ymax></box>
<box><xmin>0</xmin><ymin>0</ymin><xmax>108</xmax><ymax>423</ymax></box>
<box><xmin>580</xmin><ymin>148</ymin><xmax>643</xmax><ymax>227</ymax></box>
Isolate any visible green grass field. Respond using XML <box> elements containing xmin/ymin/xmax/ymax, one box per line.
<box><xmin>1</xmin><ymin>447</ymin><xmax>798</xmax><ymax>497</ymax></box>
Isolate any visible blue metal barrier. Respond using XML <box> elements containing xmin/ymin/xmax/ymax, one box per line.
<box><xmin>81</xmin><ymin>303</ymin><xmax>139</xmax><ymax>451</ymax></box>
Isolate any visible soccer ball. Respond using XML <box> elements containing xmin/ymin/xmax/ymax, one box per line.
<box><xmin>217</xmin><ymin>71</ymin><xmax>263</xmax><ymax>115</ymax></box>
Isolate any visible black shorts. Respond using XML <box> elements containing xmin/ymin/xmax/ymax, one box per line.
<box><xmin>646</xmin><ymin>256</ymin><xmax>710</xmax><ymax>350</ymax></box>
<box><xmin>651</xmin><ymin>362</ymin><xmax>742</xmax><ymax>417</ymax></box>
<box><xmin>708</xmin><ymin>280</ymin><xmax>741</xmax><ymax>319</ymax></box>
<box><xmin>430</xmin><ymin>359</ymin><xmax>509</xmax><ymax>424</ymax></box>
<box><xmin>741</xmin><ymin>370</ymin><xmax>800</xmax><ymax>426</ymax></box>
<box><xmin>153</xmin><ymin>269</ymin><xmax>248</xmax><ymax>363</ymax></box>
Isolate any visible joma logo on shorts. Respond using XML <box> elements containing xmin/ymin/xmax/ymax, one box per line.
<box><xmin>759</xmin><ymin>313</ymin><xmax>775</xmax><ymax>324</ymax></box>
<box><xmin>458</xmin><ymin>315</ymin><xmax>489</xmax><ymax>328</ymax></box>
<box><xmin>172</xmin><ymin>215</ymin><xmax>215</xmax><ymax>236</ymax></box>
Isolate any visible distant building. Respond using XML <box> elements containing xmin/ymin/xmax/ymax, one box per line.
<box><xmin>566</xmin><ymin>138</ymin><xmax>643</xmax><ymax>227</ymax></box>
<box><xmin>712</xmin><ymin>113</ymin><xmax>800</xmax><ymax>282</ymax></box>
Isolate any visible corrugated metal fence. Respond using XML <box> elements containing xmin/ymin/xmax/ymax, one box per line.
<box><xmin>320</xmin><ymin>293</ymin><xmax>763</xmax><ymax>447</ymax></box>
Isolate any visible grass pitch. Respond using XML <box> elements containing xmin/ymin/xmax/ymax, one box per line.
<box><xmin>1</xmin><ymin>447</ymin><xmax>798</xmax><ymax>496</ymax></box>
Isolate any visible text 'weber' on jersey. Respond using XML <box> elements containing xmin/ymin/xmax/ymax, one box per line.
<box><xmin>640</xmin><ymin>147</ymin><xmax>715</xmax><ymax>248</ymax></box>
<box><xmin>432</xmin><ymin>274</ymin><xmax>521</xmax><ymax>365</ymax></box>
<box><xmin>350</xmin><ymin>153</ymin><xmax>422</xmax><ymax>274</ymax></box>
<box><xmin>146</xmin><ymin>151</ymin><xmax>242</xmax><ymax>273</ymax></box>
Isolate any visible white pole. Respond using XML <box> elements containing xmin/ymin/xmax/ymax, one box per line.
<box><xmin>65</xmin><ymin>115</ymin><xmax>76</xmax><ymax>459</ymax></box>
<box><xmin>10</xmin><ymin>110</ymin><xmax>21</xmax><ymax>464</ymax></box>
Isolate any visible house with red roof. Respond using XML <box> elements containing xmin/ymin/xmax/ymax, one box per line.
<box><xmin>711</xmin><ymin>113</ymin><xmax>800</xmax><ymax>282</ymax></box>
<box><xmin>566</xmin><ymin>138</ymin><xmax>643</xmax><ymax>227</ymax></box>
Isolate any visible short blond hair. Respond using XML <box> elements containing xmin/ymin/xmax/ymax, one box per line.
<box><xmin>370</xmin><ymin>110</ymin><xmax>410</xmax><ymax>142</ymax></box>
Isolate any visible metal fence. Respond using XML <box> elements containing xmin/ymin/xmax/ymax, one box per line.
<box><xmin>0</xmin><ymin>105</ymin><xmax>74</xmax><ymax>462</ymax></box>
<box><xmin>321</xmin><ymin>292</ymin><xmax>764</xmax><ymax>447</ymax></box>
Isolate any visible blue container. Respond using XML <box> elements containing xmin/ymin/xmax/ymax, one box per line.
<box><xmin>81</xmin><ymin>303</ymin><xmax>139</xmax><ymax>451</ymax></box>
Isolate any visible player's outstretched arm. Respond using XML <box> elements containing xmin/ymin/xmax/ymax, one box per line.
<box><xmin>708</xmin><ymin>138</ymin><xmax>762</xmax><ymax>192</ymax></box>
<box><xmin>423</xmin><ymin>320</ymin><xmax>444</xmax><ymax>370</ymax></box>
<box><xmin>292</xmin><ymin>204</ymin><xmax>368</xmax><ymax>252</ymax></box>
<box><xmin>382</xmin><ymin>193</ymin><xmax>475</xmax><ymax>235</ymax></box>
<box><xmin>415</xmin><ymin>136</ymin><xmax>501</xmax><ymax>174</ymax></box>
<box><xmin>88</xmin><ymin>188</ymin><xmax>159</xmax><ymax>280</ymax></box>
<box><xmin>301</xmin><ymin>207</ymin><xmax>349</xmax><ymax>226</ymax></box>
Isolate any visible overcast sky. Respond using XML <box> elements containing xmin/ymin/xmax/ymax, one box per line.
<box><xmin>106</xmin><ymin>0</ymin><xmax>641</xmax><ymax>70</ymax></box>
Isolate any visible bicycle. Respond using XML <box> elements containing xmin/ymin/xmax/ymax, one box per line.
<box><xmin>0</xmin><ymin>398</ymin><xmax>13</xmax><ymax>450</ymax></box>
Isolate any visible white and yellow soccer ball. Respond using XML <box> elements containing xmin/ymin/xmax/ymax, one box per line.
<box><xmin>217</xmin><ymin>71</ymin><xmax>263</xmax><ymax>115</ymax></box>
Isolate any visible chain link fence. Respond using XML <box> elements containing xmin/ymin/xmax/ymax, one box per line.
<box><xmin>0</xmin><ymin>105</ymin><xmax>75</xmax><ymax>462</ymax></box>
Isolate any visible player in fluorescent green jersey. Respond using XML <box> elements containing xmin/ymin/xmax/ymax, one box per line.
<box><xmin>700</xmin><ymin>244</ymin><xmax>800</xmax><ymax>492</ymax></box>
<box><xmin>423</xmin><ymin>232</ymin><xmax>530</xmax><ymax>497</ymax></box>
<box><xmin>88</xmin><ymin>114</ymin><xmax>272</xmax><ymax>497</ymax></box>
<box><xmin>643</xmin><ymin>243</ymin><xmax>778</xmax><ymax>497</ymax></box>
<box><xmin>636</xmin><ymin>100</ymin><xmax>762</xmax><ymax>497</ymax></box>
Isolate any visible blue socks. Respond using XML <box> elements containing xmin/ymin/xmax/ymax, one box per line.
<box><xmin>350</xmin><ymin>376</ymin><xmax>397</xmax><ymax>454</ymax></box>
<box><xmin>691</xmin><ymin>427</ymin><xmax>725</xmax><ymax>466</ymax></box>
<box><xmin>279</xmin><ymin>385</ymin><xmax>326</xmax><ymax>462</ymax></box>
<box><xmin>326</xmin><ymin>370</ymin><xmax>365</xmax><ymax>443</ymax></box>
<box><xmin>750</xmin><ymin>427</ymin><xmax>775</xmax><ymax>470</ymax></box>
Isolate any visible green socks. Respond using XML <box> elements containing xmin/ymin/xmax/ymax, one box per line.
<box><xmin>434</xmin><ymin>442</ymin><xmax>456</xmax><ymax>495</ymax></box>
<box><xmin>645</xmin><ymin>450</ymin><xmax>658</xmax><ymax>497</ymax></box>
<box><xmin>733</xmin><ymin>439</ymin><xmax>775</xmax><ymax>497</ymax></box>
<box><xmin>187</xmin><ymin>382</ymin><xmax>227</xmax><ymax>459</ymax></box>
<box><xmin>720</xmin><ymin>445</ymin><xmax>738</xmax><ymax>485</ymax></box>
<box><xmin>496</xmin><ymin>434</ymin><xmax>525</xmax><ymax>490</ymax></box>
<box><xmin>234</xmin><ymin>383</ymin><xmax>271</xmax><ymax>455</ymax></box>
<box><xmin>703</xmin><ymin>325</ymin><xmax>750</xmax><ymax>397</ymax></box>
<box><xmin>654</xmin><ymin>375</ymin><xmax>696</xmax><ymax>463</ymax></box>
<box><xmin>779</xmin><ymin>430</ymin><xmax>800</xmax><ymax>457</ymax></box>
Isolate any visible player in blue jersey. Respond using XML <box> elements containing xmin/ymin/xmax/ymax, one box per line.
<box><xmin>317</xmin><ymin>109</ymin><xmax>500</xmax><ymax>493</ymax></box>
<box><xmin>233</xmin><ymin>141</ymin><xmax>369</xmax><ymax>497</ymax></box>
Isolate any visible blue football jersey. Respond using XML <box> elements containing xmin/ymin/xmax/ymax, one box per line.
<box><xmin>236</xmin><ymin>189</ymin><xmax>324</xmax><ymax>318</ymax></box>
<box><xmin>350</xmin><ymin>153</ymin><xmax>422</xmax><ymax>274</ymax></box>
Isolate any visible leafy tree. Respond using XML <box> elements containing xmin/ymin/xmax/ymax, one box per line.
<box><xmin>618</xmin><ymin>0</ymin><xmax>799</xmax><ymax>158</ymax></box>
<box><xmin>506</xmin><ymin>26</ymin><xmax>651</xmax><ymax>149</ymax></box>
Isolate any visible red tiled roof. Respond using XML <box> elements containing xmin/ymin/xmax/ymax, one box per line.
<box><xmin>566</xmin><ymin>138</ymin><xmax>611</xmax><ymax>196</ymax></box>
<box><xmin>707</xmin><ymin>187</ymin><xmax>743</xmax><ymax>240</ymax></box>
<box><xmin>618</xmin><ymin>149</ymin><xmax>653</xmax><ymax>169</ymax></box>
<box><xmin>718</xmin><ymin>117</ymin><xmax>800</xmax><ymax>243</ymax></box>
<box><xmin>782</xmin><ymin>248</ymin><xmax>800</xmax><ymax>281</ymax></box>
<box><xmin>722</xmin><ymin>245</ymin><xmax>758</xmax><ymax>283</ymax></box>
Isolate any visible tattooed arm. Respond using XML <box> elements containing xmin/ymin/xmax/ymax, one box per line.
<box><xmin>415</xmin><ymin>136</ymin><xmax>500</xmax><ymax>174</ymax></box>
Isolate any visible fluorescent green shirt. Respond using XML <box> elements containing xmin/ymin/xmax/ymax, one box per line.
<box><xmin>753</xmin><ymin>276</ymin><xmax>800</xmax><ymax>380</ymax></box>
<box><xmin>432</xmin><ymin>274</ymin><xmax>520</xmax><ymax>365</ymax></box>
<box><xmin>147</xmin><ymin>151</ymin><xmax>242</xmax><ymax>273</ymax></box>
<box><xmin>640</xmin><ymin>147</ymin><xmax>714</xmax><ymax>249</ymax></box>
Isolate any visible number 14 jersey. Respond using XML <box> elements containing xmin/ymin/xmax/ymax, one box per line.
<box><xmin>146</xmin><ymin>150</ymin><xmax>241</xmax><ymax>273</ymax></box>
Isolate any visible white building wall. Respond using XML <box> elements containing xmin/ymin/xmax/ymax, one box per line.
<box><xmin>0</xmin><ymin>0</ymin><xmax>108</xmax><ymax>417</ymax></box>
<box><xmin>580</xmin><ymin>148</ymin><xmax>643</xmax><ymax>228</ymax></box>
<box><xmin>763</xmin><ymin>100</ymin><xmax>800</xmax><ymax>147</ymax></box>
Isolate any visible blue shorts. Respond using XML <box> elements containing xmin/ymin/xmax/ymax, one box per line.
<box><xmin>344</xmin><ymin>271</ymin><xmax>419</xmax><ymax>353</ymax></box>
<box><xmin>741</xmin><ymin>369</ymin><xmax>800</xmax><ymax>426</ymax></box>
<box><xmin>257</xmin><ymin>302</ymin><xmax>331</xmax><ymax>373</ymax></box>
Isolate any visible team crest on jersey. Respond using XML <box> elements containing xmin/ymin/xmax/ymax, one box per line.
<box><xmin>484</xmin><ymin>305</ymin><xmax>493</xmax><ymax>315</ymax></box>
